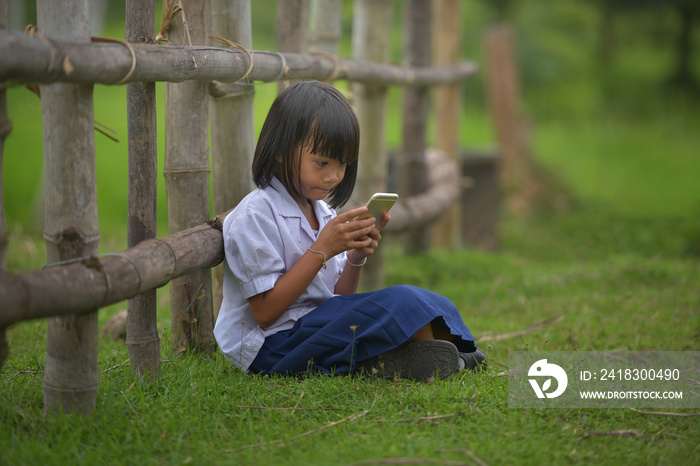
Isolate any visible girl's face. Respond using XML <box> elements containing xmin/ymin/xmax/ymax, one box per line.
<box><xmin>293</xmin><ymin>143</ymin><xmax>347</xmax><ymax>203</ymax></box>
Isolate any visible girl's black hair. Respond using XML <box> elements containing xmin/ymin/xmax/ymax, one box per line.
<box><xmin>252</xmin><ymin>80</ymin><xmax>359</xmax><ymax>209</ymax></box>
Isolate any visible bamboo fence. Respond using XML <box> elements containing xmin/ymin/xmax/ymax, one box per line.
<box><xmin>0</xmin><ymin>0</ymin><xmax>493</xmax><ymax>415</ymax></box>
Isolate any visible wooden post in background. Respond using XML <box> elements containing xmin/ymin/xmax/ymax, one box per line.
<box><xmin>125</xmin><ymin>0</ymin><xmax>160</xmax><ymax>380</ymax></box>
<box><xmin>351</xmin><ymin>0</ymin><xmax>394</xmax><ymax>291</ymax></box>
<box><xmin>165</xmin><ymin>0</ymin><xmax>216</xmax><ymax>355</ymax></box>
<box><xmin>400</xmin><ymin>0</ymin><xmax>432</xmax><ymax>254</ymax></box>
<box><xmin>38</xmin><ymin>0</ymin><xmax>100</xmax><ymax>415</ymax></box>
<box><xmin>460</xmin><ymin>150</ymin><xmax>501</xmax><ymax>251</ymax></box>
<box><xmin>308</xmin><ymin>0</ymin><xmax>341</xmax><ymax>56</ymax></box>
<box><xmin>0</xmin><ymin>0</ymin><xmax>10</xmax><ymax>371</ymax></box>
<box><xmin>484</xmin><ymin>24</ymin><xmax>534</xmax><ymax>212</ymax></box>
<box><xmin>209</xmin><ymin>0</ymin><xmax>255</xmax><ymax>316</ymax></box>
<box><xmin>277</xmin><ymin>0</ymin><xmax>307</xmax><ymax>93</ymax></box>
<box><xmin>432</xmin><ymin>0</ymin><xmax>462</xmax><ymax>249</ymax></box>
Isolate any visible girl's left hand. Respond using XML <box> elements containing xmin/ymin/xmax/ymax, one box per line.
<box><xmin>349</xmin><ymin>213</ymin><xmax>391</xmax><ymax>262</ymax></box>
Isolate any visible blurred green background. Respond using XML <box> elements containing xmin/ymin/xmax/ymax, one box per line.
<box><xmin>3</xmin><ymin>0</ymin><xmax>700</xmax><ymax>264</ymax></box>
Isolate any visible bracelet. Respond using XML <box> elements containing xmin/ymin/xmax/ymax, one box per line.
<box><xmin>308</xmin><ymin>248</ymin><xmax>328</xmax><ymax>269</ymax></box>
<box><xmin>347</xmin><ymin>256</ymin><xmax>367</xmax><ymax>267</ymax></box>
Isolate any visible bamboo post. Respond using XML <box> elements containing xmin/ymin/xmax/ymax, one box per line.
<box><xmin>165</xmin><ymin>0</ymin><xmax>216</xmax><ymax>355</ymax></box>
<box><xmin>308</xmin><ymin>0</ymin><xmax>341</xmax><ymax>55</ymax></box>
<box><xmin>125</xmin><ymin>0</ymin><xmax>160</xmax><ymax>380</ymax></box>
<box><xmin>38</xmin><ymin>0</ymin><xmax>100</xmax><ymax>416</ymax></box>
<box><xmin>351</xmin><ymin>0</ymin><xmax>394</xmax><ymax>291</ymax></box>
<box><xmin>432</xmin><ymin>0</ymin><xmax>462</xmax><ymax>249</ymax></box>
<box><xmin>208</xmin><ymin>0</ymin><xmax>255</xmax><ymax>317</ymax></box>
<box><xmin>400</xmin><ymin>0</ymin><xmax>432</xmax><ymax>254</ymax></box>
<box><xmin>277</xmin><ymin>0</ymin><xmax>307</xmax><ymax>93</ymax></box>
<box><xmin>0</xmin><ymin>0</ymin><xmax>10</xmax><ymax>371</ymax></box>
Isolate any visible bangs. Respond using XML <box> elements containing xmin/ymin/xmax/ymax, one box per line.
<box><xmin>304</xmin><ymin>108</ymin><xmax>360</xmax><ymax>166</ymax></box>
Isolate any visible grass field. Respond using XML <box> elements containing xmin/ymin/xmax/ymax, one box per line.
<box><xmin>2</xmin><ymin>1</ymin><xmax>700</xmax><ymax>464</ymax></box>
<box><xmin>2</xmin><ymin>208</ymin><xmax>698</xmax><ymax>465</ymax></box>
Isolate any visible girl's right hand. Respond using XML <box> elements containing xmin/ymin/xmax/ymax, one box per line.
<box><xmin>312</xmin><ymin>206</ymin><xmax>377</xmax><ymax>258</ymax></box>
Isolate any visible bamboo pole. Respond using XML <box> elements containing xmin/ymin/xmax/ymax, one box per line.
<box><xmin>351</xmin><ymin>0</ymin><xmax>394</xmax><ymax>291</ymax></box>
<box><xmin>125</xmin><ymin>0</ymin><xmax>160</xmax><ymax>380</ymax></box>
<box><xmin>37</xmin><ymin>0</ymin><xmax>100</xmax><ymax>416</ymax></box>
<box><xmin>308</xmin><ymin>0</ymin><xmax>341</xmax><ymax>55</ymax></box>
<box><xmin>277</xmin><ymin>0</ymin><xmax>307</xmax><ymax>93</ymax></box>
<box><xmin>208</xmin><ymin>0</ymin><xmax>255</xmax><ymax>316</ymax></box>
<box><xmin>0</xmin><ymin>215</ymin><xmax>227</xmax><ymax>328</ymax></box>
<box><xmin>0</xmin><ymin>0</ymin><xmax>10</xmax><ymax>371</ymax></box>
<box><xmin>164</xmin><ymin>0</ymin><xmax>215</xmax><ymax>355</ymax></box>
<box><xmin>0</xmin><ymin>31</ymin><xmax>477</xmax><ymax>86</ymax></box>
<box><xmin>400</xmin><ymin>0</ymin><xmax>432</xmax><ymax>254</ymax></box>
<box><xmin>431</xmin><ymin>0</ymin><xmax>462</xmax><ymax>249</ymax></box>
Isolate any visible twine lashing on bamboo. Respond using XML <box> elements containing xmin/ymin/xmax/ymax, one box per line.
<box><xmin>208</xmin><ymin>34</ymin><xmax>254</xmax><ymax>83</ymax></box>
<box><xmin>309</xmin><ymin>51</ymin><xmax>342</xmax><ymax>82</ymax></box>
<box><xmin>25</xmin><ymin>25</ymin><xmax>57</xmax><ymax>76</ymax></box>
<box><xmin>43</xmin><ymin>253</ymin><xmax>144</xmax><ymax>299</ymax></box>
<box><xmin>255</xmin><ymin>51</ymin><xmax>289</xmax><ymax>82</ymax></box>
<box><xmin>91</xmin><ymin>37</ymin><xmax>137</xmax><ymax>85</ymax></box>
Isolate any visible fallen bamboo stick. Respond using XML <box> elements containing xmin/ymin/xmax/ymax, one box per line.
<box><xmin>0</xmin><ymin>30</ymin><xmax>477</xmax><ymax>86</ymax></box>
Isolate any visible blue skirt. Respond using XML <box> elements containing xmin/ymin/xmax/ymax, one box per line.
<box><xmin>249</xmin><ymin>285</ymin><xmax>476</xmax><ymax>375</ymax></box>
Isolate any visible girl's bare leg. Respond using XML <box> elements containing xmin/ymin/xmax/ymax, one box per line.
<box><xmin>410</xmin><ymin>321</ymin><xmax>457</xmax><ymax>343</ymax></box>
<box><xmin>409</xmin><ymin>323</ymin><xmax>434</xmax><ymax>342</ymax></box>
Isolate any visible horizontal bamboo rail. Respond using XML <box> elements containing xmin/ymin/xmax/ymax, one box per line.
<box><xmin>0</xmin><ymin>217</ymin><xmax>227</xmax><ymax>329</ymax></box>
<box><xmin>0</xmin><ymin>30</ymin><xmax>477</xmax><ymax>85</ymax></box>
<box><xmin>381</xmin><ymin>149</ymin><xmax>463</xmax><ymax>233</ymax></box>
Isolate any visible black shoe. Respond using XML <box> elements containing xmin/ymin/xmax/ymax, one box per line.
<box><xmin>356</xmin><ymin>340</ymin><xmax>459</xmax><ymax>382</ymax></box>
<box><xmin>458</xmin><ymin>348</ymin><xmax>487</xmax><ymax>371</ymax></box>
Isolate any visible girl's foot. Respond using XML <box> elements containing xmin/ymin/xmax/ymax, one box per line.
<box><xmin>458</xmin><ymin>348</ymin><xmax>487</xmax><ymax>371</ymax></box>
<box><xmin>356</xmin><ymin>340</ymin><xmax>459</xmax><ymax>382</ymax></box>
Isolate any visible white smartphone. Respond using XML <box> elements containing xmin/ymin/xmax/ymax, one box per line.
<box><xmin>357</xmin><ymin>192</ymin><xmax>399</xmax><ymax>220</ymax></box>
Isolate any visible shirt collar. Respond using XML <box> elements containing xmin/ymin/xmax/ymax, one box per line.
<box><xmin>269</xmin><ymin>176</ymin><xmax>301</xmax><ymax>217</ymax></box>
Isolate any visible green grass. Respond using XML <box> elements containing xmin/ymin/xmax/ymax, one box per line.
<box><xmin>2</xmin><ymin>212</ymin><xmax>699</xmax><ymax>465</ymax></box>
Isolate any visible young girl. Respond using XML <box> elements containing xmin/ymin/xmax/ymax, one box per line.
<box><xmin>214</xmin><ymin>80</ymin><xmax>485</xmax><ymax>381</ymax></box>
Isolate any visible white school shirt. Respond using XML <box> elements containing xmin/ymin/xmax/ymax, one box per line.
<box><xmin>214</xmin><ymin>176</ymin><xmax>346</xmax><ymax>372</ymax></box>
